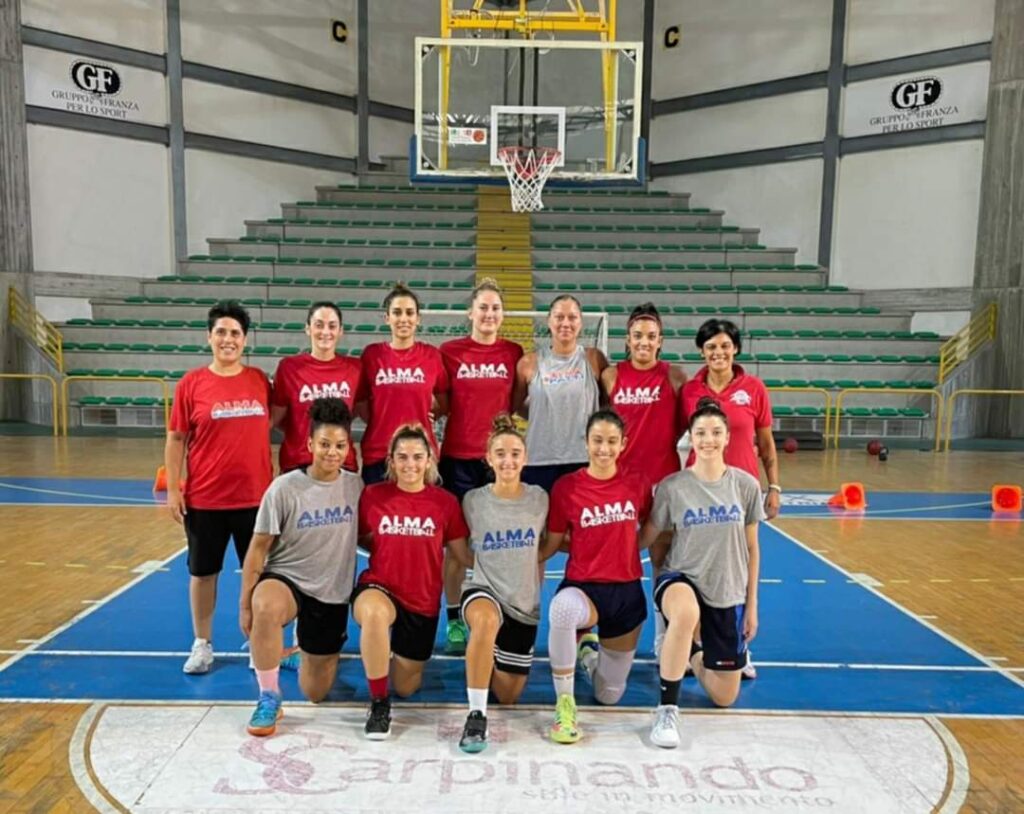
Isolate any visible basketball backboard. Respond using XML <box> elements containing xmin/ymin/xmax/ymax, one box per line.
<box><xmin>412</xmin><ymin>37</ymin><xmax>645</xmax><ymax>187</ymax></box>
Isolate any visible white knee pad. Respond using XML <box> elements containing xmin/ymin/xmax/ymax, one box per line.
<box><xmin>594</xmin><ymin>647</ymin><xmax>635</xmax><ymax>705</ymax></box>
<box><xmin>547</xmin><ymin>587</ymin><xmax>591</xmax><ymax>670</ymax></box>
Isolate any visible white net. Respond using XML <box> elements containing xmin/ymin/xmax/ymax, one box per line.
<box><xmin>496</xmin><ymin>146</ymin><xmax>562</xmax><ymax>212</ymax></box>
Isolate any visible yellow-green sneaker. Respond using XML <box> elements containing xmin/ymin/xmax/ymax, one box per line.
<box><xmin>550</xmin><ymin>694</ymin><xmax>581</xmax><ymax>744</ymax></box>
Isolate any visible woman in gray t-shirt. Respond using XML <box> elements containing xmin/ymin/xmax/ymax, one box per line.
<box><xmin>457</xmin><ymin>415</ymin><xmax>550</xmax><ymax>755</ymax></box>
<box><xmin>638</xmin><ymin>397</ymin><xmax>763</xmax><ymax>749</ymax></box>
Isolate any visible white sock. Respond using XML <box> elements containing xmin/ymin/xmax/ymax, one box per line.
<box><xmin>467</xmin><ymin>688</ymin><xmax>488</xmax><ymax>715</ymax></box>
<box><xmin>553</xmin><ymin>672</ymin><xmax>574</xmax><ymax>699</ymax></box>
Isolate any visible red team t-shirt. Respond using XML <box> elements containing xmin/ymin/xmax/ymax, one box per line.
<box><xmin>610</xmin><ymin>360</ymin><xmax>681</xmax><ymax>485</ymax></box>
<box><xmin>357</xmin><ymin>342</ymin><xmax>449</xmax><ymax>466</ymax></box>
<box><xmin>169</xmin><ymin>366</ymin><xmax>273</xmax><ymax>509</ymax></box>
<box><xmin>679</xmin><ymin>364</ymin><xmax>772</xmax><ymax>480</ymax></box>
<box><xmin>357</xmin><ymin>482</ymin><xmax>469</xmax><ymax>616</ymax></box>
<box><xmin>272</xmin><ymin>353</ymin><xmax>362</xmax><ymax>472</ymax></box>
<box><xmin>548</xmin><ymin>467</ymin><xmax>652</xmax><ymax>583</ymax></box>
<box><xmin>439</xmin><ymin>336</ymin><xmax>523</xmax><ymax>459</ymax></box>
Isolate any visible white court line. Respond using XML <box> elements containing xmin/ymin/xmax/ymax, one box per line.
<box><xmin>928</xmin><ymin>716</ymin><xmax>971</xmax><ymax>814</ymax></box>
<box><xmin>767</xmin><ymin>522</ymin><xmax>1024</xmax><ymax>691</ymax></box>
<box><xmin>0</xmin><ymin>547</ymin><xmax>186</xmax><ymax>675</ymax></box>
<box><xmin>0</xmin><ymin>480</ymin><xmax>158</xmax><ymax>505</ymax></box>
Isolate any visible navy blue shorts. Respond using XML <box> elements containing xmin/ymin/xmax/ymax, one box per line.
<box><xmin>654</xmin><ymin>571</ymin><xmax>748</xmax><ymax>672</ymax></box>
<box><xmin>521</xmin><ymin>462</ymin><xmax>584</xmax><ymax>494</ymax></box>
<box><xmin>360</xmin><ymin>460</ymin><xmax>388</xmax><ymax>487</ymax></box>
<box><xmin>557</xmin><ymin>579</ymin><xmax>648</xmax><ymax>640</ymax></box>
<box><xmin>438</xmin><ymin>457</ymin><xmax>492</xmax><ymax>501</ymax></box>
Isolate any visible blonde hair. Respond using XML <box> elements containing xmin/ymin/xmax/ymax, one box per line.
<box><xmin>470</xmin><ymin>277</ymin><xmax>505</xmax><ymax>305</ymax></box>
<box><xmin>384</xmin><ymin>423</ymin><xmax>439</xmax><ymax>485</ymax></box>
<box><xmin>486</xmin><ymin>412</ymin><xmax>525</xmax><ymax>451</ymax></box>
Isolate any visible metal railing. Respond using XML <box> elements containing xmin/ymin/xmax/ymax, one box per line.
<box><xmin>939</xmin><ymin>302</ymin><xmax>997</xmax><ymax>384</ymax></box>
<box><xmin>0</xmin><ymin>374</ymin><xmax>60</xmax><ymax>436</ymax></box>
<box><xmin>942</xmin><ymin>389</ymin><xmax>1024</xmax><ymax>452</ymax></box>
<box><xmin>7</xmin><ymin>286</ymin><xmax>63</xmax><ymax>372</ymax></box>
<box><xmin>61</xmin><ymin>375</ymin><xmax>171</xmax><ymax>436</ymax></box>
<box><xmin>833</xmin><ymin>387</ymin><xmax>944</xmax><ymax>451</ymax></box>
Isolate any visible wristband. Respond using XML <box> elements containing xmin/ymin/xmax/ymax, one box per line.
<box><xmin>767</xmin><ymin>484</ymin><xmax>782</xmax><ymax>494</ymax></box>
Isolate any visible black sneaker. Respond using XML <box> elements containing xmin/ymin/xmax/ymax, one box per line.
<box><xmin>458</xmin><ymin>710</ymin><xmax>488</xmax><ymax>754</ymax></box>
<box><xmin>364</xmin><ymin>697</ymin><xmax>392</xmax><ymax>740</ymax></box>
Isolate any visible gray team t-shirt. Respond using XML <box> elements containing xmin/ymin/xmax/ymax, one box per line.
<box><xmin>254</xmin><ymin>469</ymin><xmax>363</xmax><ymax>605</ymax></box>
<box><xmin>461</xmin><ymin>483</ymin><xmax>549</xmax><ymax>625</ymax></box>
<box><xmin>650</xmin><ymin>467</ymin><xmax>764</xmax><ymax>608</ymax></box>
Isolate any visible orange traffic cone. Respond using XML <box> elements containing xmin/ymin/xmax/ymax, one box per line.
<box><xmin>991</xmin><ymin>484</ymin><xmax>1022</xmax><ymax>513</ymax></box>
<box><xmin>153</xmin><ymin>466</ymin><xmax>185</xmax><ymax>493</ymax></box>
<box><xmin>827</xmin><ymin>482</ymin><xmax>867</xmax><ymax>510</ymax></box>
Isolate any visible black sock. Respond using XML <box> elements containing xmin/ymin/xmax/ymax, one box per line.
<box><xmin>659</xmin><ymin>677</ymin><xmax>681</xmax><ymax>707</ymax></box>
<box><xmin>447</xmin><ymin>605</ymin><xmax>461</xmax><ymax>623</ymax></box>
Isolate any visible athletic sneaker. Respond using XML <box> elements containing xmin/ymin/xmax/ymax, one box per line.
<box><xmin>458</xmin><ymin>710</ymin><xmax>488</xmax><ymax>754</ymax></box>
<box><xmin>649</xmin><ymin>704</ymin><xmax>680</xmax><ymax>749</ymax></box>
<box><xmin>445</xmin><ymin>619</ymin><xmax>468</xmax><ymax>655</ymax></box>
<box><xmin>182</xmin><ymin>639</ymin><xmax>213</xmax><ymax>674</ymax></box>
<box><xmin>576</xmin><ymin>632</ymin><xmax>599</xmax><ymax>681</ymax></box>
<box><xmin>741</xmin><ymin>651</ymin><xmax>757</xmax><ymax>680</ymax></box>
<box><xmin>364</xmin><ymin>697</ymin><xmax>392</xmax><ymax>740</ymax></box>
<box><xmin>246</xmin><ymin>690</ymin><xmax>283</xmax><ymax>737</ymax></box>
<box><xmin>550</xmin><ymin>694</ymin><xmax>581</xmax><ymax>744</ymax></box>
<box><xmin>279</xmin><ymin>649</ymin><xmax>301</xmax><ymax>672</ymax></box>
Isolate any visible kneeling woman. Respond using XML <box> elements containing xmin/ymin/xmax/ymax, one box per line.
<box><xmin>354</xmin><ymin>424</ymin><xmax>471</xmax><ymax>739</ymax></box>
<box><xmin>639</xmin><ymin>397</ymin><xmax>762</xmax><ymax>749</ymax></box>
<box><xmin>542</xmin><ymin>408</ymin><xmax>652</xmax><ymax>744</ymax></box>
<box><xmin>458</xmin><ymin>414</ymin><xmax>549</xmax><ymax>753</ymax></box>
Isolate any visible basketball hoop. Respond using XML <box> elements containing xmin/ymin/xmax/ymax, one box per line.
<box><xmin>496</xmin><ymin>146</ymin><xmax>561</xmax><ymax>212</ymax></box>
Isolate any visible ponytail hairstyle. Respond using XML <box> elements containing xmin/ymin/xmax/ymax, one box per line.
<box><xmin>625</xmin><ymin>301</ymin><xmax>663</xmax><ymax>359</ymax></box>
<box><xmin>470</xmin><ymin>276</ymin><xmax>505</xmax><ymax>307</ymax></box>
<box><xmin>308</xmin><ymin>397</ymin><xmax>353</xmax><ymax>438</ymax></box>
<box><xmin>385</xmin><ymin>423</ymin><xmax>439</xmax><ymax>485</ymax></box>
<box><xmin>585</xmin><ymin>407</ymin><xmax>626</xmax><ymax>438</ymax></box>
<box><xmin>688</xmin><ymin>396</ymin><xmax>729</xmax><ymax>431</ymax></box>
<box><xmin>382</xmin><ymin>282</ymin><xmax>421</xmax><ymax>314</ymax></box>
<box><xmin>486</xmin><ymin>412</ymin><xmax>525</xmax><ymax>450</ymax></box>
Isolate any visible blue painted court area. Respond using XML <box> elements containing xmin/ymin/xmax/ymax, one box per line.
<box><xmin>0</xmin><ymin>477</ymin><xmax>159</xmax><ymax>506</ymax></box>
<box><xmin>2</xmin><ymin>489</ymin><xmax>1023</xmax><ymax>714</ymax></box>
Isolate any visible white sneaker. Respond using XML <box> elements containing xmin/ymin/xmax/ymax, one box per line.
<box><xmin>741</xmin><ymin>651</ymin><xmax>757</xmax><ymax>680</ymax></box>
<box><xmin>183</xmin><ymin>639</ymin><xmax>214</xmax><ymax>674</ymax></box>
<box><xmin>650</xmin><ymin>704</ymin><xmax>680</xmax><ymax>749</ymax></box>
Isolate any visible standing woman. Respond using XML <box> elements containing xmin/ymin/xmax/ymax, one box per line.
<box><xmin>457</xmin><ymin>414</ymin><xmax>549</xmax><ymax>753</ymax></box>
<box><xmin>355</xmin><ymin>283</ymin><xmax>449</xmax><ymax>485</ymax></box>
<box><xmin>601</xmin><ymin>302</ymin><xmax>686</xmax><ymax>484</ymax></box>
<box><xmin>541</xmin><ymin>408</ymin><xmax>651</xmax><ymax>744</ymax></box>
<box><xmin>679</xmin><ymin>318</ymin><xmax>778</xmax><ymax>679</ymax></box>
<box><xmin>513</xmin><ymin>294</ymin><xmax>607</xmax><ymax>494</ymax></box>
<box><xmin>271</xmin><ymin>301</ymin><xmax>361</xmax><ymax>474</ymax></box>
<box><xmin>165</xmin><ymin>301</ymin><xmax>272</xmax><ymax>674</ymax></box>
<box><xmin>438</xmin><ymin>278</ymin><xmax>523</xmax><ymax>653</ymax></box>
<box><xmin>353</xmin><ymin>424</ymin><xmax>471</xmax><ymax>740</ymax></box>
<box><xmin>639</xmin><ymin>398</ymin><xmax>762</xmax><ymax>748</ymax></box>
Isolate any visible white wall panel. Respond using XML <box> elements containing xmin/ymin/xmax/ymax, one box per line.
<box><xmin>181</xmin><ymin>0</ymin><xmax>357</xmax><ymax>96</ymax></box>
<box><xmin>36</xmin><ymin>296</ymin><xmax>93</xmax><ymax>322</ymax></box>
<box><xmin>27</xmin><ymin>125</ymin><xmax>172</xmax><ymax>278</ymax></box>
<box><xmin>368</xmin><ymin>2</ymin><xmax>438</xmax><ymax>109</ymax></box>
<box><xmin>21</xmin><ymin>0</ymin><xmax>165</xmax><ymax>54</ymax></box>
<box><xmin>911</xmin><ymin>311</ymin><xmax>969</xmax><ymax>336</ymax></box>
<box><xmin>185</xmin><ymin>150</ymin><xmax>353</xmax><ymax>256</ymax></box>
<box><xmin>183</xmin><ymin>79</ymin><xmax>355</xmax><ymax>157</ymax></box>
<box><xmin>847</xmin><ymin>0</ymin><xmax>995</xmax><ymax>65</ymax></box>
<box><xmin>653</xmin><ymin>159</ymin><xmax>822</xmax><ymax>262</ymax></box>
<box><xmin>832</xmin><ymin>141</ymin><xmax>984</xmax><ymax>289</ymax></box>
<box><xmin>369</xmin><ymin>117</ymin><xmax>413</xmax><ymax>164</ymax></box>
<box><xmin>651</xmin><ymin>90</ymin><xmax>827</xmax><ymax>163</ymax></box>
<box><xmin>652</xmin><ymin>0</ymin><xmax>831</xmax><ymax>98</ymax></box>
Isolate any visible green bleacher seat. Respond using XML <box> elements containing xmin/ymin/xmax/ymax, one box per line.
<box><xmin>773</xmin><ymin>406</ymin><xmax>795</xmax><ymax>416</ymax></box>
<box><xmin>803</xmin><ymin>354</ymin><xmax>828</xmax><ymax>363</ymax></box>
<box><xmin>900</xmin><ymin>408</ymin><xmax>928</xmax><ymax>418</ymax></box>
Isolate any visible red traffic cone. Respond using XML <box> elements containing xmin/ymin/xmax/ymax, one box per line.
<box><xmin>991</xmin><ymin>484</ymin><xmax>1022</xmax><ymax>513</ymax></box>
<box><xmin>827</xmin><ymin>482</ymin><xmax>867</xmax><ymax>510</ymax></box>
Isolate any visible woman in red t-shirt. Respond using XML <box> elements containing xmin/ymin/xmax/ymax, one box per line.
<box><xmin>540</xmin><ymin>408</ymin><xmax>652</xmax><ymax>745</ymax></box>
<box><xmin>438</xmin><ymin>278</ymin><xmax>523</xmax><ymax>654</ymax></box>
<box><xmin>601</xmin><ymin>302</ymin><xmax>686</xmax><ymax>485</ymax></box>
<box><xmin>165</xmin><ymin>300</ymin><xmax>272</xmax><ymax>676</ymax></box>
<box><xmin>271</xmin><ymin>301</ymin><xmax>362</xmax><ymax>473</ymax></box>
<box><xmin>355</xmin><ymin>283</ymin><xmax>449</xmax><ymax>486</ymax></box>
<box><xmin>353</xmin><ymin>424</ymin><xmax>471</xmax><ymax>740</ymax></box>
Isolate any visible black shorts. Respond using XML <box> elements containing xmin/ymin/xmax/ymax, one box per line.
<box><xmin>654</xmin><ymin>571</ymin><xmax>748</xmax><ymax>672</ymax></box>
<box><xmin>557</xmin><ymin>578</ymin><xmax>648</xmax><ymax>640</ymax></box>
<box><xmin>460</xmin><ymin>588</ymin><xmax>538</xmax><ymax>675</ymax></box>
<box><xmin>439</xmin><ymin>457</ymin><xmax>492</xmax><ymax>501</ymax></box>
<box><xmin>184</xmin><ymin>506</ymin><xmax>258</xmax><ymax>577</ymax></box>
<box><xmin>521</xmin><ymin>462</ymin><xmax>585</xmax><ymax>494</ymax></box>
<box><xmin>257</xmin><ymin>572</ymin><xmax>349</xmax><ymax>656</ymax></box>
<box><xmin>360</xmin><ymin>460</ymin><xmax>388</xmax><ymax>486</ymax></box>
<box><xmin>351</xmin><ymin>582</ymin><xmax>439</xmax><ymax>662</ymax></box>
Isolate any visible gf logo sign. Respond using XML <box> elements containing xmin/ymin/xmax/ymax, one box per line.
<box><xmin>70</xmin><ymin>61</ymin><xmax>122</xmax><ymax>95</ymax></box>
<box><xmin>891</xmin><ymin>77</ymin><xmax>941</xmax><ymax>110</ymax></box>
